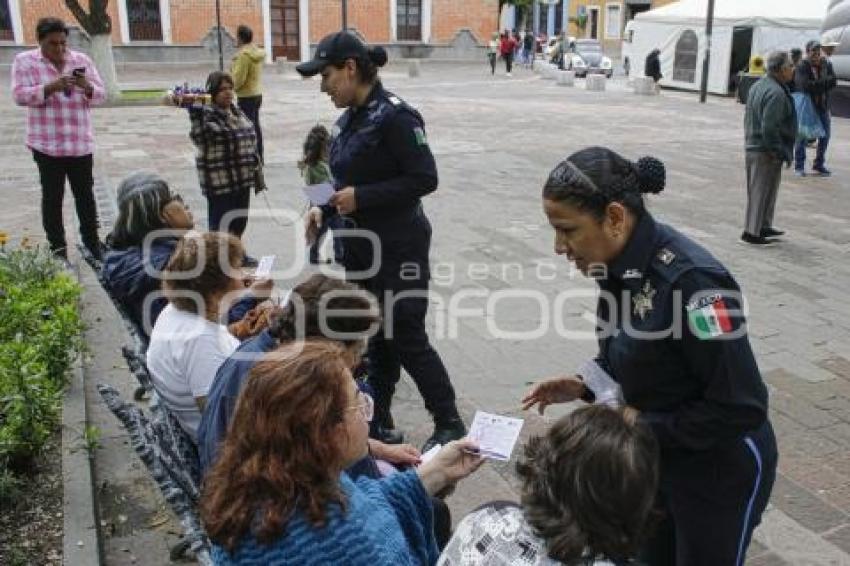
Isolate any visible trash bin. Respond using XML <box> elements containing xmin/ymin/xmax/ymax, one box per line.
<box><xmin>737</xmin><ymin>72</ymin><xmax>761</xmax><ymax>104</ymax></box>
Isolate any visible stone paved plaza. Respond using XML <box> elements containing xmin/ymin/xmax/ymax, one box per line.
<box><xmin>1</xmin><ymin>61</ymin><xmax>849</xmax><ymax>564</ymax></box>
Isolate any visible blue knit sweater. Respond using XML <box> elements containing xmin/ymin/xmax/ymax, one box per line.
<box><xmin>211</xmin><ymin>469</ymin><xmax>438</xmax><ymax>565</ymax></box>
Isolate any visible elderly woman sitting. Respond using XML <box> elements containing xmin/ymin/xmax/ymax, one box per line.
<box><xmin>147</xmin><ymin>231</ymin><xmax>272</xmax><ymax>441</ymax></box>
<box><xmin>438</xmin><ymin>405</ymin><xmax>659</xmax><ymax>565</ymax></box>
<box><xmin>202</xmin><ymin>340</ymin><xmax>484</xmax><ymax>565</ymax></box>
<box><xmin>101</xmin><ymin>171</ymin><xmax>263</xmax><ymax>342</ymax></box>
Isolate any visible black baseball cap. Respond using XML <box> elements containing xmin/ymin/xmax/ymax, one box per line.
<box><xmin>296</xmin><ymin>31</ymin><xmax>369</xmax><ymax>77</ymax></box>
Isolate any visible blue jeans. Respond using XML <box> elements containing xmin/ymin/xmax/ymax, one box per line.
<box><xmin>794</xmin><ymin>108</ymin><xmax>831</xmax><ymax>171</ymax></box>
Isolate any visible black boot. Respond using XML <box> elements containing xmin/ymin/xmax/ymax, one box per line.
<box><xmin>422</xmin><ymin>415</ymin><xmax>466</xmax><ymax>453</ymax></box>
<box><xmin>371</xmin><ymin>407</ymin><xmax>404</xmax><ymax>445</ymax></box>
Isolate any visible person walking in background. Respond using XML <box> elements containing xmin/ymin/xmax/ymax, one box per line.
<box><xmin>788</xmin><ymin>48</ymin><xmax>803</xmax><ymax>92</ymax></box>
<box><xmin>298</xmin><ymin>124</ymin><xmax>344</xmax><ymax>264</ymax></box>
<box><xmin>743</xmin><ymin>51</ymin><xmax>797</xmax><ymax>245</ymax></box>
<box><xmin>794</xmin><ymin>41</ymin><xmax>836</xmax><ymax>177</ymax></box>
<box><xmin>11</xmin><ymin>17</ymin><xmax>106</xmax><ymax>261</ymax></box>
<box><xmin>499</xmin><ymin>31</ymin><xmax>517</xmax><ymax>77</ymax></box>
<box><xmin>230</xmin><ymin>25</ymin><xmax>266</xmax><ymax>161</ymax></box>
<box><xmin>487</xmin><ymin>32</ymin><xmax>499</xmax><ymax>75</ymax></box>
<box><xmin>523</xmin><ymin>30</ymin><xmax>535</xmax><ymax>67</ymax></box>
<box><xmin>644</xmin><ymin>48</ymin><xmax>662</xmax><ymax>84</ymax></box>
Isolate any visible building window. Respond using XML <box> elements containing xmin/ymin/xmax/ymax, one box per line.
<box><xmin>673</xmin><ymin>29</ymin><xmax>698</xmax><ymax>83</ymax></box>
<box><xmin>127</xmin><ymin>0</ymin><xmax>163</xmax><ymax>41</ymax></box>
<box><xmin>0</xmin><ymin>0</ymin><xmax>14</xmax><ymax>41</ymax></box>
<box><xmin>605</xmin><ymin>4</ymin><xmax>621</xmax><ymax>39</ymax></box>
<box><xmin>397</xmin><ymin>0</ymin><xmax>422</xmax><ymax>41</ymax></box>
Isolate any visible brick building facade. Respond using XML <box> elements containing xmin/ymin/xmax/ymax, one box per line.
<box><xmin>0</xmin><ymin>0</ymin><xmax>506</xmax><ymax>63</ymax></box>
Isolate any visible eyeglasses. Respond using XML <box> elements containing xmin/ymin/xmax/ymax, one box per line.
<box><xmin>344</xmin><ymin>390</ymin><xmax>374</xmax><ymax>422</ymax></box>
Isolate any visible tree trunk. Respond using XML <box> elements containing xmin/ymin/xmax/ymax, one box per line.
<box><xmin>89</xmin><ymin>34</ymin><xmax>121</xmax><ymax>101</ymax></box>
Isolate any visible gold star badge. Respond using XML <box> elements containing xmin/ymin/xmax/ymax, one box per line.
<box><xmin>632</xmin><ymin>281</ymin><xmax>656</xmax><ymax>320</ymax></box>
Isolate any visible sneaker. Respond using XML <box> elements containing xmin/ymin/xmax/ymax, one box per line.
<box><xmin>422</xmin><ymin>417</ymin><xmax>467</xmax><ymax>453</ymax></box>
<box><xmin>760</xmin><ymin>227</ymin><xmax>785</xmax><ymax>237</ymax></box>
<box><xmin>794</xmin><ymin>169</ymin><xmax>806</xmax><ymax>177</ymax></box>
<box><xmin>812</xmin><ymin>166</ymin><xmax>832</xmax><ymax>177</ymax></box>
<box><xmin>741</xmin><ymin>232</ymin><xmax>776</xmax><ymax>245</ymax></box>
<box><xmin>506</xmin><ymin>72</ymin><xmax>512</xmax><ymax>77</ymax></box>
<box><xmin>83</xmin><ymin>240</ymin><xmax>104</xmax><ymax>262</ymax></box>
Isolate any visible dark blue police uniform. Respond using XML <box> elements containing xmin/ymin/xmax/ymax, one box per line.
<box><xmin>326</xmin><ymin>83</ymin><xmax>460</xmax><ymax>429</ymax></box>
<box><xmin>592</xmin><ymin>213</ymin><xmax>777</xmax><ymax>566</ymax></box>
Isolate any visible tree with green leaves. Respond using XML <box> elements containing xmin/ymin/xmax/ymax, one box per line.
<box><xmin>64</xmin><ymin>0</ymin><xmax>120</xmax><ymax>100</ymax></box>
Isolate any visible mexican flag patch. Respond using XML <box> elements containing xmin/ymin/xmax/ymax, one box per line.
<box><xmin>687</xmin><ymin>297</ymin><xmax>733</xmax><ymax>339</ymax></box>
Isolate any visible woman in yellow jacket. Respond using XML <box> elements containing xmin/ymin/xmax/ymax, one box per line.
<box><xmin>231</xmin><ymin>25</ymin><xmax>266</xmax><ymax>159</ymax></box>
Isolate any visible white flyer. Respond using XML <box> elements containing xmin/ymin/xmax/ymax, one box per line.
<box><xmin>467</xmin><ymin>411</ymin><xmax>524</xmax><ymax>461</ymax></box>
<box><xmin>254</xmin><ymin>255</ymin><xmax>275</xmax><ymax>278</ymax></box>
<box><xmin>302</xmin><ymin>182</ymin><xmax>335</xmax><ymax>206</ymax></box>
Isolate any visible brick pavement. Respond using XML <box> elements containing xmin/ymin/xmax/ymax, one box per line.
<box><xmin>1</xmin><ymin>62</ymin><xmax>849</xmax><ymax>564</ymax></box>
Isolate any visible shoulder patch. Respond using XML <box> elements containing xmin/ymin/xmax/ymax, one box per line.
<box><xmin>413</xmin><ymin>127</ymin><xmax>428</xmax><ymax>146</ymax></box>
<box><xmin>388</xmin><ymin>95</ymin><xmax>402</xmax><ymax>106</ymax></box>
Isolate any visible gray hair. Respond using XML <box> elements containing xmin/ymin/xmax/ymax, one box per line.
<box><xmin>107</xmin><ymin>171</ymin><xmax>176</xmax><ymax>249</ymax></box>
<box><xmin>766</xmin><ymin>51</ymin><xmax>790</xmax><ymax>74</ymax></box>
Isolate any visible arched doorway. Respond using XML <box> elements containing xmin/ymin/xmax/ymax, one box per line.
<box><xmin>673</xmin><ymin>29</ymin><xmax>698</xmax><ymax>83</ymax></box>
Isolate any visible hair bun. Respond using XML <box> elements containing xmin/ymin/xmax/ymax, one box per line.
<box><xmin>635</xmin><ymin>156</ymin><xmax>665</xmax><ymax>194</ymax></box>
<box><xmin>368</xmin><ymin>46</ymin><xmax>388</xmax><ymax>67</ymax></box>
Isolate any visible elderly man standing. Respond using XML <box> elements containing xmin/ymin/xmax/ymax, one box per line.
<box><xmin>11</xmin><ymin>17</ymin><xmax>106</xmax><ymax>261</ymax></box>
<box><xmin>742</xmin><ymin>51</ymin><xmax>797</xmax><ymax>245</ymax></box>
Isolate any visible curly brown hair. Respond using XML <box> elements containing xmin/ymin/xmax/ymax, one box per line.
<box><xmin>162</xmin><ymin>231</ymin><xmax>244</xmax><ymax>315</ymax></box>
<box><xmin>200</xmin><ymin>340</ymin><xmax>353</xmax><ymax>552</ymax></box>
<box><xmin>516</xmin><ymin>405</ymin><xmax>659</xmax><ymax>564</ymax></box>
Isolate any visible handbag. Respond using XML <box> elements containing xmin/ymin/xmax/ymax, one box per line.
<box><xmin>792</xmin><ymin>92</ymin><xmax>826</xmax><ymax>141</ymax></box>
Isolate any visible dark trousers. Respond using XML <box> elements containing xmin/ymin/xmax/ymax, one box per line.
<box><xmin>32</xmin><ymin>150</ymin><xmax>99</xmax><ymax>255</ymax></box>
<box><xmin>367</xmin><ymin>289</ymin><xmax>459</xmax><ymax>427</ymax></box>
<box><xmin>309</xmin><ymin>215</ymin><xmax>345</xmax><ymax>264</ymax></box>
<box><xmin>641</xmin><ymin>421</ymin><xmax>778</xmax><ymax>566</ymax></box>
<box><xmin>794</xmin><ymin>108</ymin><xmax>831</xmax><ymax>171</ymax></box>
<box><xmin>207</xmin><ymin>189</ymin><xmax>251</xmax><ymax>237</ymax></box>
<box><xmin>504</xmin><ymin>52</ymin><xmax>514</xmax><ymax>73</ymax></box>
<box><xmin>488</xmin><ymin>53</ymin><xmax>497</xmax><ymax>74</ymax></box>
<box><xmin>237</xmin><ymin>95</ymin><xmax>263</xmax><ymax>161</ymax></box>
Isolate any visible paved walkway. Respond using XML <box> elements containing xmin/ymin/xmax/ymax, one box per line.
<box><xmin>1</xmin><ymin>61</ymin><xmax>849</xmax><ymax>564</ymax></box>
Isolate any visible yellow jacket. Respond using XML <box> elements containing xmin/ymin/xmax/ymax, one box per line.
<box><xmin>230</xmin><ymin>45</ymin><xmax>265</xmax><ymax>97</ymax></box>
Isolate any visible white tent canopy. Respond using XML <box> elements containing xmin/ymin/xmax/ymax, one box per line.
<box><xmin>624</xmin><ymin>0</ymin><xmax>829</xmax><ymax>94</ymax></box>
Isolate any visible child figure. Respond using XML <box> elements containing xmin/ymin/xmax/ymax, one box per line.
<box><xmin>299</xmin><ymin>125</ymin><xmax>342</xmax><ymax>264</ymax></box>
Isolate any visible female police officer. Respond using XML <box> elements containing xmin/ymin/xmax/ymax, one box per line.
<box><xmin>521</xmin><ymin>147</ymin><xmax>777</xmax><ymax>565</ymax></box>
<box><xmin>296</xmin><ymin>32</ymin><xmax>466</xmax><ymax>450</ymax></box>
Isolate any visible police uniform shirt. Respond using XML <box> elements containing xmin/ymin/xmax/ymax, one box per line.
<box><xmin>594</xmin><ymin>213</ymin><xmax>768</xmax><ymax>452</ymax></box>
<box><xmin>327</xmin><ymin>83</ymin><xmax>437</xmax><ymax>286</ymax></box>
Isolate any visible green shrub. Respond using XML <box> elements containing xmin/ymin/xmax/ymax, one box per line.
<box><xmin>0</xmin><ymin>246</ymin><xmax>84</xmax><ymax>472</ymax></box>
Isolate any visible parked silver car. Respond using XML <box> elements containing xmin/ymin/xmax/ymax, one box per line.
<box><xmin>565</xmin><ymin>39</ymin><xmax>614</xmax><ymax>78</ymax></box>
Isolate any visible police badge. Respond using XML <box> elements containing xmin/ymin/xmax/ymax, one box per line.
<box><xmin>632</xmin><ymin>280</ymin><xmax>656</xmax><ymax>320</ymax></box>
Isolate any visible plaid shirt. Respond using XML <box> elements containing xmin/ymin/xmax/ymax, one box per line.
<box><xmin>188</xmin><ymin>104</ymin><xmax>258</xmax><ymax>196</ymax></box>
<box><xmin>11</xmin><ymin>48</ymin><xmax>106</xmax><ymax>157</ymax></box>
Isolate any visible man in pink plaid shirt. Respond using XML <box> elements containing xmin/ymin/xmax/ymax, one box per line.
<box><xmin>11</xmin><ymin>17</ymin><xmax>106</xmax><ymax>261</ymax></box>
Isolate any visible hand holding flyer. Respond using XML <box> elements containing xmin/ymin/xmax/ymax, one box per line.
<box><xmin>302</xmin><ymin>182</ymin><xmax>336</xmax><ymax>206</ymax></box>
<box><xmin>467</xmin><ymin>411</ymin><xmax>524</xmax><ymax>461</ymax></box>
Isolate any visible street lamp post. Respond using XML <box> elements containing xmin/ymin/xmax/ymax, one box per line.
<box><xmin>215</xmin><ymin>0</ymin><xmax>224</xmax><ymax>71</ymax></box>
<box><xmin>342</xmin><ymin>0</ymin><xmax>348</xmax><ymax>30</ymax></box>
<box><xmin>699</xmin><ymin>0</ymin><xmax>715</xmax><ymax>103</ymax></box>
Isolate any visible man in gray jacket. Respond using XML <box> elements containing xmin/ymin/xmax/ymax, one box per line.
<box><xmin>743</xmin><ymin>51</ymin><xmax>797</xmax><ymax>245</ymax></box>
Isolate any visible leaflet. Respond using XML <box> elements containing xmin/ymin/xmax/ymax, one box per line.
<box><xmin>302</xmin><ymin>182</ymin><xmax>336</xmax><ymax>206</ymax></box>
<box><xmin>254</xmin><ymin>255</ymin><xmax>275</xmax><ymax>278</ymax></box>
<box><xmin>467</xmin><ymin>411</ymin><xmax>524</xmax><ymax>461</ymax></box>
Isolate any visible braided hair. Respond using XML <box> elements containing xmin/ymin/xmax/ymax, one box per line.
<box><xmin>543</xmin><ymin>147</ymin><xmax>665</xmax><ymax>219</ymax></box>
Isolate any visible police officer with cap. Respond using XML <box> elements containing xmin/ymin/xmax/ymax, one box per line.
<box><xmin>297</xmin><ymin>32</ymin><xmax>466</xmax><ymax>450</ymax></box>
<box><xmin>522</xmin><ymin>147</ymin><xmax>778</xmax><ymax>565</ymax></box>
